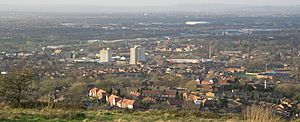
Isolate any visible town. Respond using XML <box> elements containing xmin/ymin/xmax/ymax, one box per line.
<box><xmin>1</xmin><ymin>9</ymin><xmax>300</xmax><ymax>121</ymax></box>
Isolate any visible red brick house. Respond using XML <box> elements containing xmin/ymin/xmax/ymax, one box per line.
<box><xmin>107</xmin><ymin>94</ymin><xmax>122</xmax><ymax>106</ymax></box>
<box><xmin>89</xmin><ymin>88</ymin><xmax>99</xmax><ymax>97</ymax></box>
<box><xmin>88</xmin><ymin>88</ymin><xmax>108</xmax><ymax>100</ymax></box>
<box><xmin>117</xmin><ymin>98</ymin><xmax>139</xmax><ymax>109</ymax></box>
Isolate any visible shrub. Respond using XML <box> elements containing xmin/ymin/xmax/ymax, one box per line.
<box><xmin>243</xmin><ymin>105</ymin><xmax>280</xmax><ymax>122</ymax></box>
<box><xmin>71</xmin><ymin>112</ymin><xmax>86</xmax><ymax>120</ymax></box>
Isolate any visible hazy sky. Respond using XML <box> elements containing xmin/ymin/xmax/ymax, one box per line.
<box><xmin>2</xmin><ymin>0</ymin><xmax>300</xmax><ymax>13</ymax></box>
<box><xmin>2</xmin><ymin>0</ymin><xmax>300</xmax><ymax>6</ymax></box>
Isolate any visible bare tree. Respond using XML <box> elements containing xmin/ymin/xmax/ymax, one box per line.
<box><xmin>0</xmin><ymin>68</ymin><xmax>34</xmax><ymax>107</ymax></box>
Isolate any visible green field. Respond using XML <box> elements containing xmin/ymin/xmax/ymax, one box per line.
<box><xmin>0</xmin><ymin>108</ymin><xmax>239</xmax><ymax>122</ymax></box>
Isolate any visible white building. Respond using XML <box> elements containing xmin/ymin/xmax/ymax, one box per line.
<box><xmin>185</xmin><ymin>21</ymin><xmax>209</xmax><ymax>25</ymax></box>
<box><xmin>130</xmin><ymin>45</ymin><xmax>146</xmax><ymax>65</ymax></box>
<box><xmin>99</xmin><ymin>48</ymin><xmax>112</xmax><ymax>63</ymax></box>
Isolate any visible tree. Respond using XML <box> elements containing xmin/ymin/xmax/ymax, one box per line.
<box><xmin>141</xmin><ymin>97</ymin><xmax>157</xmax><ymax>109</ymax></box>
<box><xmin>231</xmin><ymin>82</ymin><xmax>239</xmax><ymax>90</ymax></box>
<box><xmin>39</xmin><ymin>78</ymin><xmax>73</xmax><ymax>109</ymax></box>
<box><xmin>276</xmin><ymin>84</ymin><xmax>300</xmax><ymax>98</ymax></box>
<box><xmin>184</xmin><ymin>80</ymin><xmax>197</xmax><ymax>91</ymax></box>
<box><xmin>65</xmin><ymin>82</ymin><xmax>87</xmax><ymax>109</ymax></box>
<box><xmin>246</xmin><ymin>84</ymin><xmax>254</xmax><ymax>92</ymax></box>
<box><xmin>116</xmin><ymin>88</ymin><xmax>121</xmax><ymax>96</ymax></box>
<box><xmin>218</xmin><ymin>98</ymin><xmax>228</xmax><ymax>108</ymax></box>
<box><xmin>175</xmin><ymin>90</ymin><xmax>180</xmax><ymax>99</ymax></box>
<box><xmin>137</xmin><ymin>88</ymin><xmax>141</xmax><ymax>93</ymax></box>
<box><xmin>108</xmin><ymin>87</ymin><xmax>113</xmax><ymax>95</ymax></box>
<box><xmin>182</xmin><ymin>100</ymin><xmax>198</xmax><ymax>110</ymax></box>
<box><xmin>250</xmin><ymin>92</ymin><xmax>255</xmax><ymax>99</ymax></box>
<box><xmin>294</xmin><ymin>93</ymin><xmax>300</xmax><ymax>102</ymax></box>
<box><xmin>0</xmin><ymin>68</ymin><xmax>34</xmax><ymax>107</ymax></box>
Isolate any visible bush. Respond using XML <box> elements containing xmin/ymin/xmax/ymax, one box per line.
<box><xmin>276</xmin><ymin>84</ymin><xmax>300</xmax><ymax>98</ymax></box>
<box><xmin>243</xmin><ymin>105</ymin><xmax>280</xmax><ymax>122</ymax></box>
<box><xmin>104</xmin><ymin>112</ymin><xmax>113</xmax><ymax>116</ymax></box>
<box><xmin>71</xmin><ymin>112</ymin><xmax>86</xmax><ymax>120</ymax></box>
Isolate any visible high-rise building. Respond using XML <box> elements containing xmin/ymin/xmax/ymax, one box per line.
<box><xmin>130</xmin><ymin>45</ymin><xmax>146</xmax><ymax>65</ymax></box>
<box><xmin>71</xmin><ymin>51</ymin><xmax>76</xmax><ymax>59</ymax></box>
<box><xmin>99</xmin><ymin>48</ymin><xmax>112</xmax><ymax>63</ymax></box>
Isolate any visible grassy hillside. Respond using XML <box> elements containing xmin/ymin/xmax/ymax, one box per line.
<box><xmin>0</xmin><ymin>108</ymin><xmax>239</xmax><ymax>122</ymax></box>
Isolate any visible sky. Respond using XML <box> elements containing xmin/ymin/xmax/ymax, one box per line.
<box><xmin>2</xmin><ymin>0</ymin><xmax>300</xmax><ymax>6</ymax></box>
<box><xmin>1</xmin><ymin>0</ymin><xmax>300</xmax><ymax>13</ymax></box>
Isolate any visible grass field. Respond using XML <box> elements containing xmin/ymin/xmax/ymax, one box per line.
<box><xmin>0</xmin><ymin>108</ymin><xmax>240</xmax><ymax>122</ymax></box>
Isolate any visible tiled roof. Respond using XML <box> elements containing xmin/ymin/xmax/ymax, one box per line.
<box><xmin>119</xmin><ymin>98</ymin><xmax>136</xmax><ymax>105</ymax></box>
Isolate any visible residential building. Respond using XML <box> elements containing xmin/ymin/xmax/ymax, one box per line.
<box><xmin>116</xmin><ymin>98</ymin><xmax>138</xmax><ymax>109</ymax></box>
<box><xmin>107</xmin><ymin>94</ymin><xmax>122</xmax><ymax>106</ymax></box>
<box><xmin>88</xmin><ymin>88</ymin><xmax>108</xmax><ymax>100</ymax></box>
<box><xmin>98</xmin><ymin>48</ymin><xmax>112</xmax><ymax>63</ymax></box>
<box><xmin>130</xmin><ymin>45</ymin><xmax>146</xmax><ymax>65</ymax></box>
